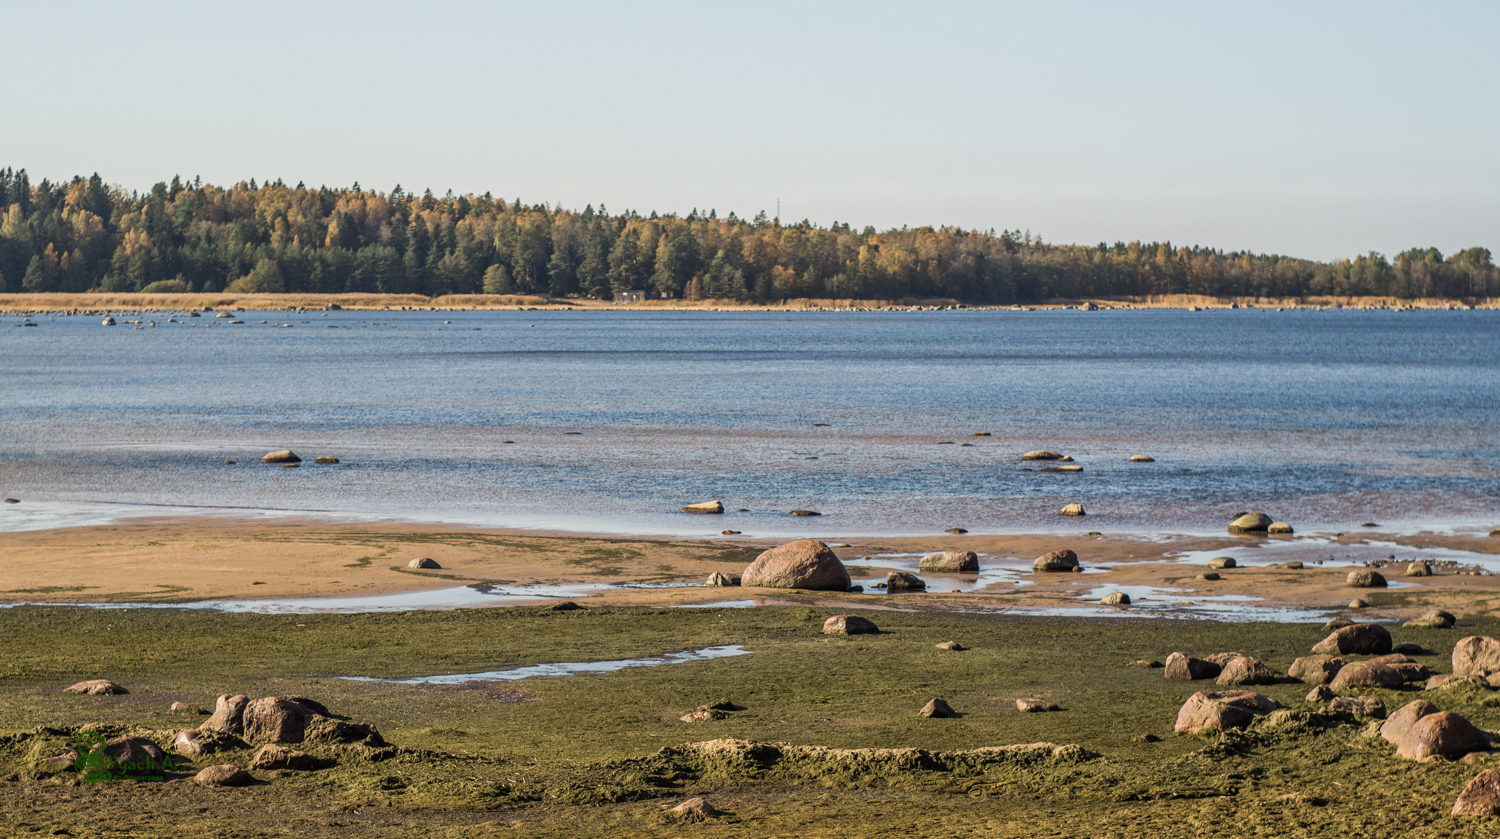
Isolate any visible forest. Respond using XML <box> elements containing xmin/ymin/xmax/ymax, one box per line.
<box><xmin>0</xmin><ymin>167</ymin><xmax>1494</xmax><ymax>303</ymax></box>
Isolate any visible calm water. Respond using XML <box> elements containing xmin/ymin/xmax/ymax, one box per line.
<box><xmin>1</xmin><ymin>307</ymin><xmax>1497</xmax><ymax>537</ymax></box>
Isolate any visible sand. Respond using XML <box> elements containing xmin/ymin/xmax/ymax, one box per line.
<box><xmin>3</xmin><ymin>517</ymin><xmax>1497</xmax><ymax>621</ymax></box>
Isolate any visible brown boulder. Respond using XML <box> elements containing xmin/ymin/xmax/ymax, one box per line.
<box><xmin>1216</xmin><ymin>657</ymin><xmax>1277</xmax><ymax>686</ymax></box>
<box><xmin>195</xmin><ymin>765</ymin><xmax>254</xmax><ymax>787</ymax></box>
<box><xmin>1306</xmin><ymin>685</ymin><xmax>1335</xmax><ymax>702</ymax></box>
<box><xmin>201</xmin><ymin>694</ymin><xmax>249</xmax><ymax>735</ymax></box>
<box><xmin>65</xmin><ymin>679</ymin><xmax>127</xmax><ymax>695</ymax></box>
<box><xmin>100</xmin><ymin>736</ymin><xmax>168</xmax><ymax>777</ymax></box>
<box><xmin>1380</xmin><ymin>700</ymin><xmax>1441</xmax><ymax>744</ymax></box>
<box><xmin>1164</xmin><ymin>652</ymin><xmax>1221</xmax><ymax>681</ymax></box>
<box><xmin>936</xmin><ymin>641</ymin><xmax>966</xmax><ymax>651</ymax></box>
<box><xmin>921</xmin><ymin>698</ymin><xmax>959</xmax><ymax>718</ymax></box>
<box><xmin>1207</xmin><ymin>556</ymin><xmax>1236</xmax><ymax>569</ymax></box>
<box><xmin>1347</xmin><ymin>569</ymin><xmax>1387</xmax><ymax>588</ymax></box>
<box><xmin>1228</xmin><ymin>513</ymin><xmax>1272</xmax><ymax>533</ymax></box>
<box><xmin>1454</xmin><ymin>636</ymin><xmax>1500</xmax><ymax>677</ymax></box>
<box><xmin>173</xmin><ymin>729</ymin><xmax>205</xmax><ymax>756</ymax></box>
<box><xmin>313</xmin><ymin>455</ymin><xmax>339</xmax><ymax>464</ymax></box>
<box><xmin>919</xmin><ymin>551</ymin><xmax>979</xmax><ymax>572</ymax></box>
<box><xmin>1397</xmin><ymin>711</ymin><xmax>1491</xmax><ymax>761</ymax></box>
<box><xmin>1174</xmin><ymin>690</ymin><xmax>1277</xmax><ymax>734</ymax></box>
<box><xmin>741</xmin><ymin>540</ymin><xmax>850</xmax><ymax>590</ymax></box>
<box><xmin>1032</xmin><ymin>549</ymin><xmax>1079</xmax><ymax>572</ymax></box>
<box><xmin>261</xmin><ymin>450</ymin><xmax>301</xmax><ymax>463</ymax></box>
<box><xmin>408</xmin><ymin>557</ymin><xmax>441</xmax><ymax>569</ymax></box>
<box><xmin>1016</xmin><ymin>698</ymin><xmax>1061</xmax><ymax>712</ymax></box>
<box><xmin>1327</xmin><ymin>696</ymin><xmax>1386</xmax><ymax>718</ymax></box>
<box><xmin>1288</xmin><ymin>655</ymin><xmax>1345</xmax><ymax>685</ymax></box>
<box><xmin>242</xmin><ymin>697</ymin><xmax>313</xmax><ymax>744</ymax></box>
<box><xmin>667</xmin><ymin>797</ymin><xmax>723</xmax><ymax>822</ymax></box>
<box><xmin>1267</xmin><ymin>522</ymin><xmax>1294</xmax><ymax>534</ymax></box>
<box><xmin>1329</xmin><ymin>661</ymin><xmax>1403</xmax><ymax>692</ymax></box>
<box><xmin>822</xmin><ymin>615</ymin><xmax>878</xmax><ymax>635</ymax></box>
<box><xmin>886</xmin><ymin>571</ymin><xmax>926</xmax><ymax>592</ymax></box>
<box><xmin>251</xmin><ymin>744</ymin><xmax>319</xmax><ymax>771</ymax></box>
<box><xmin>1311</xmin><ymin>624</ymin><xmax>1392</xmax><ymax>656</ymax></box>
<box><xmin>1453</xmin><ymin>770</ymin><xmax>1500</xmax><ymax>817</ymax></box>
<box><xmin>1021</xmin><ymin>450</ymin><xmax>1065</xmax><ymax>460</ymax></box>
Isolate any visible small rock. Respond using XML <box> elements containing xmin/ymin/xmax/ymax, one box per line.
<box><xmin>550</xmin><ymin>601</ymin><xmax>581</xmax><ymax>611</ymax></box>
<box><xmin>936</xmin><ymin>641</ymin><xmax>966</xmax><ymax>651</ymax></box>
<box><xmin>101</xmin><ymin>316</ymin><xmax>116</xmax><ymax>326</ymax></box>
<box><xmin>885</xmin><ymin>571</ymin><xmax>926</xmax><ymax>592</ymax></box>
<box><xmin>408</xmin><ymin>558</ymin><xmax>441</xmax><ymax>569</ymax></box>
<box><xmin>1328</xmin><ymin>696</ymin><xmax>1386</xmax><ymax>718</ymax></box>
<box><xmin>680</xmin><ymin>709</ymin><xmax>723</xmax><ymax>722</ymax></box>
<box><xmin>1348</xmin><ymin>598</ymin><xmax>1369</xmax><ymax>609</ymax></box>
<box><xmin>1406</xmin><ymin>562</ymin><xmax>1432</xmax><ymax>577</ymax></box>
<box><xmin>920</xmin><ymin>698</ymin><xmax>959</xmax><ymax>718</ymax></box>
<box><xmin>1207</xmin><ymin>557</ymin><xmax>1236</xmax><ymax>569</ymax></box>
<box><xmin>1058</xmin><ymin>503</ymin><xmax>1086</xmax><ymax>516</ymax></box>
<box><xmin>202</xmin><ymin>694</ymin><xmax>249</xmax><ymax>735</ymax></box>
<box><xmin>1453</xmin><ymin>769</ymin><xmax>1500</xmax><ymax>816</ymax></box>
<box><xmin>1347</xmin><ymin>569</ymin><xmax>1387</xmax><ymax>588</ymax></box>
<box><xmin>721</xmin><ymin>530</ymin><xmax>741</xmax><ymax>535</ymax></box>
<box><xmin>1039</xmin><ymin>465</ymin><xmax>1083</xmax><ymax>472</ymax></box>
<box><xmin>666</xmin><ymin>796</ymin><xmax>723</xmax><ymax>822</ymax></box>
<box><xmin>822</xmin><ymin>615</ymin><xmax>878</xmax><ymax>635</ymax></box>
<box><xmin>173</xmin><ymin>729</ymin><xmax>206</xmax><ymax>755</ymax></box>
<box><xmin>1305</xmin><ymin>685</ymin><xmax>1335</xmax><ymax>702</ymax></box>
<box><xmin>681</xmin><ymin>500</ymin><xmax>724</xmax><ymax>514</ymax></box>
<box><xmin>1274</xmin><ymin>561</ymin><xmax>1304</xmax><ymax>569</ymax></box>
<box><xmin>1016</xmin><ymin>697</ymin><xmax>1061</xmax><ymax>712</ymax></box>
<box><xmin>1228</xmin><ymin>513</ymin><xmax>1273</xmax><ymax>533</ymax></box>
<box><xmin>222</xmin><ymin>460</ymin><xmax>235</xmax><ymax>465</ymax></box>
<box><xmin>1404</xmin><ymin>609</ymin><xmax>1456</xmax><ymax>629</ymax></box>
<box><xmin>65</xmin><ymin>679</ymin><xmax>127</xmax><ymax>695</ymax></box>
<box><xmin>945</xmin><ymin>527</ymin><xmax>968</xmax><ymax>534</ymax></box>
<box><xmin>1021</xmin><ymin>450</ymin><xmax>1065</xmax><ymax>460</ymax></box>
<box><xmin>972</xmin><ymin>431</ymin><xmax>991</xmax><ymax>436</ymax></box>
<box><xmin>1100</xmin><ymin>592</ymin><xmax>1131</xmax><ymax>606</ymax></box>
<box><xmin>169</xmin><ymin>701</ymin><xmax>204</xmax><ymax>714</ymax></box>
<box><xmin>313</xmin><ymin>456</ymin><xmax>339</xmax><ymax>464</ymax></box>
<box><xmin>919</xmin><ymin>551</ymin><xmax>979</xmax><ymax>572</ymax></box>
<box><xmin>195</xmin><ymin>765</ymin><xmax>254</xmax><ymax>787</ymax></box>
<box><xmin>1032</xmin><ymin>549</ymin><xmax>1079</xmax><ymax>572</ymax></box>
<box><xmin>261</xmin><ymin>450</ymin><xmax>301</xmax><ymax>463</ymax></box>
<box><xmin>1198</xmin><ymin>572</ymin><xmax>1220</xmax><ymax>581</ymax></box>
<box><xmin>789</xmin><ymin>509</ymin><xmax>821</xmax><ymax>516</ymax></box>
<box><xmin>1129</xmin><ymin>455</ymin><xmax>1155</xmax><ymax>462</ymax></box>
<box><xmin>1137</xmin><ymin>733</ymin><xmax>1162</xmax><ymax>743</ymax></box>
<box><xmin>705</xmin><ymin>572</ymin><xmax>736</xmax><ymax>587</ymax></box>
<box><xmin>1323</xmin><ymin>617</ymin><xmax>1354</xmax><ymax>630</ymax></box>
<box><xmin>1135</xmin><ymin>659</ymin><xmax>1163</xmax><ymax>668</ymax></box>
<box><xmin>1267</xmin><ymin>522</ymin><xmax>1294</xmax><ymax>534</ymax></box>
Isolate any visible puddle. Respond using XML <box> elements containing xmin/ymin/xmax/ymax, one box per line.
<box><xmin>337</xmin><ymin>645</ymin><xmax>750</xmax><ymax>684</ymax></box>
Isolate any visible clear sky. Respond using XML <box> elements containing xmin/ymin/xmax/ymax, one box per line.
<box><xmin>2</xmin><ymin>1</ymin><xmax>1495</xmax><ymax>261</ymax></box>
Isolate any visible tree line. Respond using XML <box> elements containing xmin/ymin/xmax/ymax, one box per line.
<box><xmin>0</xmin><ymin>167</ymin><xmax>1494</xmax><ymax>302</ymax></box>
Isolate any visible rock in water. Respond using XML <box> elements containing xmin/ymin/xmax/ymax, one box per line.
<box><xmin>1100</xmin><ymin>592</ymin><xmax>1131</xmax><ymax>606</ymax></box>
<box><xmin>705</xmin><ymin>572</ymin><xmax>736</xmax><ymax>587</ymax></box>
<box><xmin>1453</xmin><ymin>770</ymin><xmax>1500</xmax><ymax>816</ymax></box>
<box><xmin>741</xmin><ymin>540</ymin><xmax>851</xmax><ymax>590</ymax></box>
<box><xmin>101</xmin><ymin>316</ymin><xmax>116</xmax><ymax>326</ymax></box>
<box><xmin>1267</xmin><ymin>522</ymin><xmax>1294</xmax><ymax>534</ymax></box>
<box><xmin>886</xmin><ymin>571</ymin><xmax>926</xmax><ymax>592</ymax></box>
<box><xmin>822</xmin><ymin>615</ymin><xmax>878</xmax><ymax>635</ymax></box>
<box><xmin>1032</xmin><ymin>549</ymin><xmax>1079</xmax><ymax>572</ymax></box>
<box><xmin>1129</xmin><ymin>455</ymin><xmax>1155</xmax><ymax>462</ymax></box>
<box><xmin>261</xmin><ymin>450</ymin><xmax>301</xmax><ymax>463</ymax></box>
<box><xmin>313</xmin><ymin>455</ymin><xmax>339</xmax><ymax>464</ymax></box>
<box><xmin>1174</xmin><ymin>690</ymin><xmax>1277</xmax><ymax>734</ymax></box>
<box><xmin>408</xmin><ymin>558</ymin><xmax>441</xmax><ymax>569</ymax></box>
<box><xmin>65</xmin><ymin>679</ymin><xmax>127</xmax><ymax>695</ymax></box>
<box><xmin>1347</xmin><ymin>569</ymin><xmax>1387</xmax><ymax>588</ymax></box>
<box><xmin>1397</xmin><ymin>711</ymin><xmax>1490</xmax><ymax>761</ymax></box>
<box><xmin>1453</xmin><ymin>636</ymin><xmax>1500</xmax><ymax>677</ymax></box>
<box><xmin>1312</xmin><ymin>624</ymin><xmax>1392</xmax><ymax>655</ymax></box>
<box><xmin>1058</xmin><ymin>503</ymin><xmax>1086</xmax><ymax>516</ymax></box>
<box><xmin>789</xmin><ymin>509</ymin><xmax>821</xmax><ymax>516</ymax></box>
<box><xmin>920</xmin><ymin>698</ymin><xmax>959</xmax><ymax>718</ymax></box>
<box><xmin>919</xmin><ymin>551</ymin><xmax>979</xmax><ymax>572</ymax></box>
<box><xmin>1021</xmin><ymin>450</ymin><xmax>1065</xmax><ymax>460</ymax></box>
<box><xmin>1164</xmin><ymin>652</ymin><xmax>1221</xmax><ymax>681</ymax></box>
<box><xmin>1227</xmin><ymin>512</ymin><xmax>1272</xmax><ymax>533</ymax></box>
<box><xmin>1330</xmin><ymin>661</ymin><xmax>1404</xmax><ymax>691</ymax></box>
<box><xmin>680</xmin><ymin>500</ymin><xmax>724</xmax><ymax>514</ymax></box>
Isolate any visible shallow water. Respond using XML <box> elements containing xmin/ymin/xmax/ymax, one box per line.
<box><xmin>2</xmin><ymin>307</ymin><xmax>1497</xmax><ymax>538</ymax></box>
<box><xmin>337</xmin><ymin>644</ymin><xmax>750</xmax><ymax>684</ymax></box>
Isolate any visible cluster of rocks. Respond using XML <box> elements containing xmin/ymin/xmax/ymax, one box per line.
<box><xmin>1226</xmin><ymin>512</ymin><xmax>1295</xmax><ymax>535</ymax></box>
<box><xmin>260</xmin><ymin>450</ymin><xmax>340</xmax><ymax>466</ymax></box>
<box><xmin>722</xmin><ymin>540</ymin><xmax>987</xmax><ymax>594</ymax></box>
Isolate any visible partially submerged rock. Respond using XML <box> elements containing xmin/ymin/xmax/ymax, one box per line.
<box><xmin>1227</xmin><ymin>513</ymin><xmax>1272</xmax><ymax>534</ymax></box>
<box><xmin>1174</xmin><ymin>690</ymin><xmax>1277</xmax><ymax>735</ymax></box>
<box><xmin>1311</xmin><ymin>624</ymin><xmax>1392</xmax><ymax>656</ymax></box>
<box><xmin>1100</xmin><ymin>592</ymin><xmax>1131</xmax><ymax>606</ymax></box>
<box><xmin>65</xmin><ymin>679</ymin><xmax>127</xmax><ymax>696</ymax></box>
<box><xmin>885</xmin><ymin>571</ymin><xmax>926</xmax><ymax>592</ymax></box>
<box><xmin>1032</xmin><ymin>549</ymin><xmax>1079</xmax><ymax>572</ymax></box>
<box><xmin>1347</xmin><ymin>569</ymin><xmax>1388</xmax><ymax>588</ymax></box>
<box><xmin>1021</xmin><ymin>450</ymin><xmax>1065</xmax><ymax>460</ymax></box>
<box><xmin>680</xmin><ymin>500</ymin><xmax>724</xmax><ymax>514</ymax></box>
<box><xmin>1397</xmin><ymin>711</ymin><xmax>1490</xmax><ymax>761</ymax></box>
<box><xmin>1129</xmin><ymin>455</ymin><xmax>1154</xmax><ymax>462</ymax></box>
<box><xmin>1453</xmin><ymin>770</ymin><xmax>1500</xmax><ymax>817</ymax></box>
<box><xmin>313</xmin><ymin>455</ymin><xmax>339</xmax><ymax>464</ymax></box>
<box><xmin>741</xmin><ymin>540</ymin><xmax>850</xmax><ymax>590</ymax></box>
<box><xmin>919</xmin><ymin>551</ymin><xmax>979</xmax><ymax>572</ymax></box>
<box><xmin>822</xmin><ymin>615</ymin><xmax>878</xmax><ymax>636</ymax></box>
<box><xmin>1165</xmin><ymin>652</ymin><xmax>1221</xmax><ymax>681</ymax></box>
<box><xmin>261</xmin><ymin>450</ymin><xmax>301</xmax><ymax>463</ymax></box>
<box><xmin>1267</xmin><ymin>522</ymin><xmax>1294</xmax><ymax>534</ymax></box>
<box><xmin>921</xmin><ymin>698</ymin><xmax>959</xmax><ymax>718</ymax></box>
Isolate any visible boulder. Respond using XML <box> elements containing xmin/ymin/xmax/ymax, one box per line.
<box><xmin>1021</xmin><ymin>450</ymin><xmax>1065</xmax><ymax>460</ymax></box>
<box><xmin>822</xmin><ymin>615</ymin><xmax>878</xmax><ymax>636</ymax></box>
<box><xmin>1454</xmin><ymin>636</ymin><xmax>1500</xmax><ymax>677</ymax></box>
<box><xmin>1129</xmin><ymin>455</ymin><xmax>1155</xmax><ymax>462</ymax></box>
<box><xmin>195</xmin><ymin>765</ymin><xmax>254</xmax><ymax>787</ymax></box>
<box><xmin>920</xmin><ymin>698</ymin><xmax>959</xmax><ymax>718</ymax></box>
<box><xmin>201</xmin><ymin>694</ymin><xmax>249</xmax><ymax>735</ymax></box>
<box><xmin>1323</xmin><ymin>617</ymin><xmax>1354</xmax><ymax>631</ymax></box>
<box><xmin>1407</xmin><ymin>562</ymin><xmax>1432</xmax><ymax>577</ymax></box>
<box><xmin>666</xmin><ymin>797</ymin><xmax>723</xmax><ymax>822</ymax></box>
<box><xmin>919</xmin><ymin>551</ymin><xmax>979</xmax><ymax>572</ymax></box>
<box><xmin>1058</xmin><ymin>503</ymin><xmax>1086</xmax><ymax>516</ymax></box>
<box><xmin>1328</xmin><ymin>696</ymin><xmax>1387</xmax><ymax>718</ymax></box>
<box><xmin>721</xmin><ymin>530</ymin><xmax>740</xmax><ymax>535</ymax></box>
<box><xmin>172</xmin><ymin>727</ymin><xmax>244</xmax><ymax>756</ymax></box>
<box><xmin>1207</xmin><ymin>557</ymin><xmax>1236</xmax><ymax>569</ymax></box>
<box><xmin>1305</xmin><ymin>685</ymin><xmax>1335</xmax><ymax>702</ymax></box>
<box><xmin>242</xmin><ymin>697</ymin><xmax>314</xmax><ymax>744</ymax></box>
<box><xmin>1361</xmin><ymin>655</ymin><xmax>1429</xmax><ymax>682</ymax></box>
<box><xmin>1016</xmin><ymin>698</ymin><xmax>1061</xmax><ymax>712</ymax></box>
<box><xmin>408</xmin><ymin>558</ymin><xmax>441</xmax><ymax>569</ymax></box>
<box><xmin>1032</xmin><ymin>549</ymin><xmax>1079</xmax><ymax>572</ymax></box>
<box><xmin>313</xmin><ymin>456</ymin><xmax>340</xmax><ymax>464</ymax></box>
<box><xmin>1380</xmin><ymin>700</ymin><xmax>1440</xmax><ymax>744</ymax></box>
<box><xmin>1267</xmin><ymin>522</ymin><xmax>1294</xmax><ymax>534</ymax></box>
<box><xmin>1429</xmin><ymin>674</ymin><xmax>1488</xmax><ymax>691</ymax></box>
<box><xmin>65</xmin><ymin>679</ymin><xmax>127</xmax><ymax>695</ymax></box>
<box><xmin>101</xmin><ymin>316</ymin><xmax>116</xmax><ymax>326</ymax></box>
<box><xmin>261</xmin><ymin>450</ymin><xmax>301</xmax><ymax>463</ymax></box>
<box><xmin>1349</xmin><ymin>599</ymin><xmax>1369</xmax><ymax>609</ymax></box>
<box><xmin>1453</xmin><ymin>770</ymin><xmax>1500</xmax><ymax>817</ymax></box>
<box><xmin>173</xmin><ymin>729</ymin><xmax>205</xmax><ymax>756</ymax></box>
<box><xmin>1174</xmin><ymin>690</ymin><xmax>1277</xmax><ymax>734</ymax></box>
<box><xmin>100</xmin><ymin>736</ymin><xmax>168</xmax><ymax>777</ymax></box>
<box><xmin>1274</xmin><ymin>561</ymin><xmax>1304</xmax><ymax>569</ymax></box>
<box><xmin>1404</xmin><ymin>610</ymin><xmax>1456</xmax><ymax>629</ymax></box>
<box><xmin>936</xmin><ymin>641</ymin><xmax>966</xmax><ymax>651</ymax></box>
<box><xmin>1347</xmin><ymin>569</ymin><xmax>1387</xmax><ymax>588</ymax></box>
<box><xmin>1330</xmin><ymin>661</ymin><xmax>1404</xmax><ymax>692</ymax></box>
<box><xmin>1216</xmin><ymin>657</ymin><xmax>1277</xmax><ymax>686</ymax></box>
<box><xmin>680</xmin><ymin>500</ymin><xmax>724</xmax><ymax>514</ymax></box>
<box><xmin>705</xmin><ymin>572</ymin><xmax>736</xmax><ymax>587</ymax></box>
<box><xmin>1312</xmin><ymin>624</ymin><xmax>1392</xmax><ymax>656</ymax></box>
<box><xmin>1198</xmin><ymin>572</ymin><xmax>1220</xmax><ymax>581</ymax></box>
<box><xmin>1100</xmin><ymin>592</ymin><xmax>1131</xmax><ymax>606</ymax></box>
<box><xmin>885</xmin><ymin>571</ymin><xmax>926</xmax><ymax>592</ymax></box>
<box><xmin>1397</xmin><ymin>712</ymin><xmax>1491</xmax><ymax>761</ymax></box>
<box><xmin>945</xmin><ymin>528</ymin><xmax>968</xmax><ymax>534</ymax></box>
<box><xmin>741</xmin><ymin>540</ymin><xmax>850</xmax><ymax>590</ymax></box>
<box><xmin>1290</xmin><ymin>654</ymin><xmax>1350</xmax><ymax>687</ymax></box>
<box><xmin>251</xmin><ymin>744</ymin><xmax>319</xmax><ymax>771</ymax></box>
<box><xmin>1038</xmin><ymin>465</ymin><xmax>1083</xmax><ymax>472</ymax></box>
<box><xmin>1164</xmin><ymin>652</ymin><xmax>1221</xmax><ymax>681</ymax></box>
<box><xmin>1228</xmin><ymin>513</ymin><xmax>1273</xmax><ymax>533</ymax></box>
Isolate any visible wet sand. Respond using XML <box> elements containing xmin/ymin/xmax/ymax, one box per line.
<box><xmin>3</xmin><ymin>517</ymin><xmax>1497</xmax><ymax>621</ymax></box>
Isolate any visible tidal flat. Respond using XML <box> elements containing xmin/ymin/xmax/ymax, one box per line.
<box><xmin>4</xmin><ymin>603</ymin><xmax>1500</xmax><ymax>837</ymax></box>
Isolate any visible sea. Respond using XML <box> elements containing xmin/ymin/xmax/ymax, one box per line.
<box><xmin>1</xmin><ymin>306</ymin><xmax>1497</xmax><ymax>539</ymax></box>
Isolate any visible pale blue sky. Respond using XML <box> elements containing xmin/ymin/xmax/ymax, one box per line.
<box><xmin>2</xmin><ymin>1</ymin><xmax>1495</xmax><ymax>260</ymax></box>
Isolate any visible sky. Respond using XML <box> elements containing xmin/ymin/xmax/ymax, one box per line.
<box><xmin>2</xmin><ymin>0</ymin><xmax>1496</xmax><ymax>261</ymax></box>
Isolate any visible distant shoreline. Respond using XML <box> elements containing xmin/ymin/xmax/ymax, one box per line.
<box><xmin>1</xmin><ymin>292</ymin><xmax>1497</xmax><ymax>313</ymax></box>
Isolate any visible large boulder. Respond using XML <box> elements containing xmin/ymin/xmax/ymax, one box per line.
<box><xmin>201</xmin><ymin>694</ymin><xmax>249</xmax><ymax>735</ymax></box>
<box><xmin>1454</xmin><ymin>636</ymin><xmax>1500</xmax><ymax>677</ymax></box>
<box><xmin>1347</xmin><ymin>569</ymin><xmax>1387</xmax><ymax>588</ymax></box>
<box><xmin>885</xmin><ymin>571</ymin><xmax>926</xmax><ymax>592</ymax></box>
<box><xmin>741</xmin><ymin>540</ymin><xmax>851</xmax><ymax>590</ymax></box>
<box><xmin>1397</xmin><ymin>711</ymin><xmax>1491</xmax><ymax>761</ymax></box>
<box><xmin>822</xmin><ymin>615</ymin><xmax>878</xmax><ymax>636</ymax></box>
<box><xmin>1312</xmin><ymin>624</ymin><xmax>1392</xmax><ymax>656</ymax></box>
<box><xmin>919</xmin><ymin>551</ymin><xmax>979</xmax><ymax>572</ymax></box>
<box><xmin>1228</xmin><ymin>513</ymin><xmax>1272</xmax><ymax>533</ymax></box>
<box><xmin>261</xmin><ymin>450</ymin><xmax>301</xmax><ymax>463</ymax></box>
<box><xmin>1329</xmin><ymin>661</ymin><xmax>1404</xmax><ymax>692</ymax></box>
<box><xmin>1165</xmin><ymin>652</ymin><xmax>1221</xmax><ymax>681</ymax></box>
<box><xmin>1453</xmin><ymin>770</ymin><xmax>1500</xmax><ymax>817</ymax></box>
<box><xmin>1032</xmin><ymin>549</ymin><xmax>1079</xmax><ymax>572</ymax></box>
<box><xmin>1380</xmin><ymin>700</ymin><xmax>1441</xmax><ymax>744</ymax></box>
<box><xmin>681</xmin><ymin>500</ymin><xmax>724</xmax><ymax>514</ymax></box>
<box><xmin>1288</xmin><ymin>655</ymin><xmax>1345</xmax><ymax>685</ymax></box>
<box><xmin>242</xmin><ymin>697</ymin><xmax>315</xmax><ymax>744</ymax></box>
<box><xmin>65</xmin><ymin>679</ymin><xmax>127</xmax><ymax>695</ymax></box>
<box><xmin>1174</xmin><ymin>690</ymin><xmax>1277</xmax><ymax>734</ymax></box>
<box><xmin>1216</xmin><ymin>657</ymin><xmax>1277</xmax><ymax>686</ymax></box>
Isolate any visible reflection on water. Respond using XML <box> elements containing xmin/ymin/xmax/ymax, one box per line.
<box><xmin>338</xmin><ymin>644</ymin><xmax>750</xmax><ymax>684</ymax></box>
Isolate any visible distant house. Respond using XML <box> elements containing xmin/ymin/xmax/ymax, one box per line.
<box><xmin>618</xmin><ymin>289</ymin><xmax>647</xmax><ymax>304</ymax></box>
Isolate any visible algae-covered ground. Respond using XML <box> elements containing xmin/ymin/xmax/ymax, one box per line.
<box><xmin>2</xmin><ymin>604</ymin><xmax>1498</xmax><ymax>837</ymax></box>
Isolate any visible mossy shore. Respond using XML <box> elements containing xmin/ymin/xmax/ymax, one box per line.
<box><xmin>2</xmin><ymin>604</ymin><xmax>1498</xmax><ymax>837</ymax></box>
